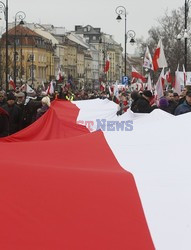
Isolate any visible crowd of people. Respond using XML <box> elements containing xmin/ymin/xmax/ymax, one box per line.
<box><xmin>1</xmin><ymin>83</ymin><xmax>191</xmax><ymax>138</ymax></box>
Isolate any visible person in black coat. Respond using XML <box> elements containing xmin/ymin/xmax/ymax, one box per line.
<box><xmin>166</xmin><ymin>92</ymin><xmax>178</xmax><ymax>114</ymax></box>
<box><xmin>21</xmin><ymin>96</ymin><xmax>42</xmax><ymax>128</ymax></box>
<box><xmin>2</xmin><ymin>92</ymin><xmax>22</xmax><ymax>135</ymax></box>
<box><xmin>131</xmin><ymin>90</ymin><xmax>155</xmax><ymax>113</ymax></box>
<box><xmin>130</xmin><ymin>90</ymin><xmax>140</xmax><ymax>112</ymax></box>
<box><xmin>0</xmin><ymin>107</ymin><xmax>9</xmax><ymax>137</ymax></box>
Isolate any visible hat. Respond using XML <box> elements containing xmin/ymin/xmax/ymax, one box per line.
<box><xmin>7</xmin><ymin>92</ymin><xmax>16</xmax><ymax>101</ymax></box>
<box><xmin>143</xmin><ymin>90</ymin><xmax>153</xmax><ymax>98</ymax></box>
<box><xmin>41</xmin><ymin>96</ymin><xmax>51</xmax><ymax>107</ymax></box>
<box><xmin>15</xmin><ymin>92</ymin><xmax>25</xmax><ymax>98</ymax></box>
<box><xmin>186</xmin><ymin>91</ymin><xmax>191</xmax><ymax>97</ymax></box>
<box><xmin>159</xmin><ymin>98</ymin><xmax>169</xmax><ymax>108</ymax></box>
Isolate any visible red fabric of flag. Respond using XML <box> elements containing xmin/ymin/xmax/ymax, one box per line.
<box><xmin>152</xmin><ymin>47</ymin><xmax>160</xmax><ymax>71</ymax></box>
<box><xmin>0</xmin><ymin>100</ymin><xmax>155</xmax><ymax>250</ymax></box>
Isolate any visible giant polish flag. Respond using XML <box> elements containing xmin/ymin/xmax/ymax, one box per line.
<box><xmin>1</xmin><ymin>99</ymin><xmax>191</xmax><ymax>249</ymax></box>
<box><xmin>0</xmin><ymin>99</ymin><xmax>154</xmax><ymax>250</ymax></box>
<box><xmin>152</xmin><ymin>39</ymin><xmax>168</xmax><ymax>71</ymax></box>
<box><xmin>132</xmin><ymin>66</ymin><xmax>146</xmax><ymax>82</ymax></box>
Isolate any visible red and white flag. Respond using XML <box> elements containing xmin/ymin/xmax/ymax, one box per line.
<box><xmin>104</xmin><ymin>55</ymin><xmax>110</xmax><ymax>73</ymax></box>
<box><xmin>56</xmin><ymin>68</ymin><xmax>63</xmax><ymax>83</ymax></box>
<box><xmin>46</xmin><ymin>80</ymin><xmax>54</xmax><ymax>95</ymax></box>
<box><xmin>152</xmin><ymin>39</ymin><xmax>168</xmax><ymax>71</ymax></box>
<box><xmin>143</xmin><ymin>46</ymin><xmax>153</xmax><ymax>70</ymax></box>
<box><xmin>174</xmin><ymin>65</ymin><xmax>182</xmax><ymax>95</ymax></box>
<box><xmin>146</xmin><ymin>73</ymin><xmax>152</xmax><ymax>91</ymax></box>
<box><xmin>183</xmin><ymin>64</ymin><xmax>187</xmax><ymax>85</ymax></box>
<box><xmin>113</xmin><ymin>81</ymin><xmax>119</xmax><ymax>98</ymax></box>
<box><xmin>100</xmin><ymin>82</ymin><xmax>105</xmax><ymax>92</ymax></box>
<box><xmin>155</xmin><ymin>67</ymin><xmax>165</xmax><ymax>100</ymax></box>
<box><xmin>165</xmin><ymin>69</ymin><xmax>173</xmax><ymax>85</ymax></box>
<box><xmin>132</xmin><ymin>66</ymin><xmax>146</xmax><ymax>83</ymax></box>
<box><xmin>9</xmin><ymin>77</ymin><xmax>16</xmax><ymax>90</ymax></box>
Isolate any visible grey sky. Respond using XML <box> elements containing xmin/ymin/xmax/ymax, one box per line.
<box><xmin>2</xmin><ymin>0</ymin><xmax>185</xmax><ymax>51</ymax></box>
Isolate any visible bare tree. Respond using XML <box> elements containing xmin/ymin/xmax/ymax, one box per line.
<box><xmin>136</xmin><ymin>6</ymin><xmax>191</xmax><ymax>75</ymax></box>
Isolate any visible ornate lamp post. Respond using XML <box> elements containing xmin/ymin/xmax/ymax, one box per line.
<box><xmin>126</xmin><ymin>30</ymin><xmax>136</xmax><ymax>45</ymax></box>
<box><xmin>115</xmin><ymin>6</ymin><xmax>127</xmax><ymax>77</ymax></box>
<box><xmin>177</xmin><ymin>0</ymin><xmax>191</xmax><ymax>71</ymax></box>
<box><xmin>0</xmin><ymin>0</ymin><xmax>8</xmax><ymax>92</ymax></box>
<box><xmin>14</xmin><ymin>11</ymin><xmax>26</xmax><ymax>85</ymax></box>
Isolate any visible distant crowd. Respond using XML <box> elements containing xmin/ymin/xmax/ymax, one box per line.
<box><xmin>1</xmin><ymin>83</ymin><xmax>191</xmax><ymax>138</ymax></box>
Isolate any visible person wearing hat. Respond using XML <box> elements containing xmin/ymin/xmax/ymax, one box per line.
<box><xmin>2</xmin><ymin>92</ymin><xmax>22</xmax><ymax>135</ymax></box>
<box><xmin>131</xmin><ymin>90</ymin><xmax>155</xmax><ymax>113</ymax></box>
<box><xmin>159</xmin><ymin>97</ymin><xmax>170</xmax><ymax>113</ymax></box>
<box><xmin>173</xmin><ymin>92</ymin><xmax>179</xmax><ymax>104</ymax></box>
<box><xmin>15</xmin><ymin>92</ymin><xmax>25</xmax><ymax>104</ymax></box>
<box><xmin>174</xmin><ymin>91</ymin><xmax>191</xmax><ymax>115</ymax></box>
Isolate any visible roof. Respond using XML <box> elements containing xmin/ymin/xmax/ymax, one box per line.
<box><xmin>34</xmin><ymin>28</ymin><xmax>59</xmax><ymax>45</ymax></box>
<box><xmin>67</xmin><ymin>32</ymin><xmax>89</xmax><ymax>49</ymax></box>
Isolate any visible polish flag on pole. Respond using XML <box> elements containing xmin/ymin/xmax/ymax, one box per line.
<box><xmin>9</xmin><ymin>77</ymin><xmax>16</xmax><ymax>90</ymax></box>
<box><xmin>56</xmin><ymin>68</ymin><xmax>63</xmax><ymax>83</ymax></box>
<box><xmin>155</xmin><ymin>67</ymin><xmax>165</xmax><ymax>100</ymax></box>
<box><xmin>104</xmin><ymin>55</ymin><xmax>110</xmax><ymax>73</ymax></box>
<box><xmin>113</xmin><ymin>81</ymin><xmax>119</xmax><ymax>98</ymax></box>
<box><xmin>174</xmin><ymin>65</ymin><xmax>182</xmax><ymax>95</ymax></box>
<box><xmin>152</xmin><ymin>39</ymin><xmax>168</xmax><ymax>71</ymax></box>
<box><xmin>100</xmin><ymin>82</ymin><xmax>105</xmax><ymax>92</ymax></box>
<box><xmin>183</xmin><ymin>64</ymin><xmax>187</xmax><ymax>85</ymax></box>
<box><xmin>46</xmin><ymin>80</ymin><xmax>54</xmax><ymax>95</ymax></box>
<box><xmin>131</xmin><ymin>66</ymin><xmax>146</xmax><ymax>83</ymax></box>
<box><xmin>165</xmin><ymin>68</ymin><xmax>173</xmax><ymax>85</ymax></box>
<box><xmin>146</xmin><ymin>73</ymin><xmax>152</xmax><ymax>91</ymax></box>
<box><xmin>143</xmin><ymin>46</ymin><xmax>153</xmax><ymax>70</ymax></box>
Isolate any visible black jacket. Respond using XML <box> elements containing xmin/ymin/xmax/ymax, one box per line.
<box><xmin>131</xmin><ymin>97</ymin><xmax>153</xmax><ymax>113</ymax></box>
<box><xmin>2</xmin><ymin>103</ymin><xmax>22</xmax><ymax>135</ymax></box>
<box><xmin>0</xmin><ymin>107</ymin><xmax>9</xmax><ymax>137</ymax></box>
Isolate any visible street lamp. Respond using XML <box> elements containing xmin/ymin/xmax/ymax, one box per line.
<box><xmin>14</xmin><ymin>11</ymin><xmax>26</xmax><ymax>85</ymax></box>
<box><xmin>126</xmin><ymin>30</ymin><xmax>136</xmax><ymax>45</ymax></box>
<box><xmin>177</xmin><ymin>0</ymin><xmax>190</xmax><ymax>71</ymax></box>
<box><xmin>0</xmin><ymin>0</ymin><xmax>8</xmax><ymax>93</ymax></box>
<box><xmin>115</xmin><ymin>6</ymin><xmax>127</xmax><ymax>77</ymax></box>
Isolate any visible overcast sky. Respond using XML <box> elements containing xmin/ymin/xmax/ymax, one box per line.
<box><xmin>1</xmin><ymin>0</ymin><xmax>185</xmax><ymax>51</ymax></box>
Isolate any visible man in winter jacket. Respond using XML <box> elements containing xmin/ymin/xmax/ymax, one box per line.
<box><xmin>2</xmin><ymin>92</ymin><xmax>22</xmax><ymax>135</ymax></box>
<box><xmin>174</xmin><ymin>91</ymin><xmax>191</xmax><ymax>115</ymax></box>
